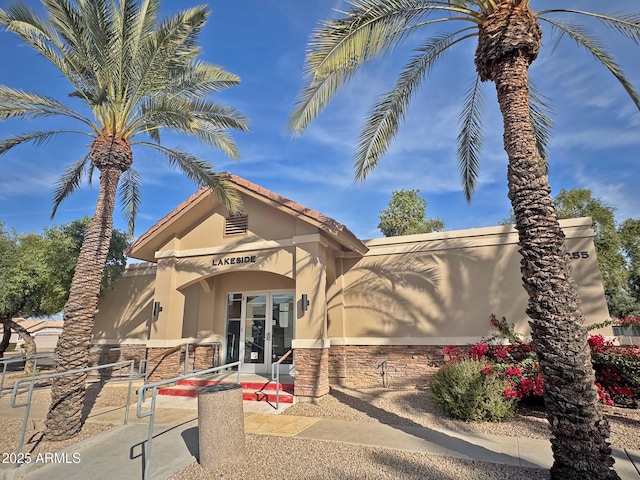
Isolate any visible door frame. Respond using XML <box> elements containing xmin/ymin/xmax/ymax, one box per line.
<box><xmin>226</xmin><ymin>289</ymin><xmax>295</xmax><ymax>374</ymax></box>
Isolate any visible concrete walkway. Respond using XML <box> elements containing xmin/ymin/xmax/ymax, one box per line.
<box><xmin>0</xmin><ymin>395</ymin><xmax>638</xmax><ymax>480</ymax></box>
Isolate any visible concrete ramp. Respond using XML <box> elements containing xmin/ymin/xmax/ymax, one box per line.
<box><xmin>4</xmin><ymin>421</ymin><xmax>198</xmax><ymax>480</ymax></box>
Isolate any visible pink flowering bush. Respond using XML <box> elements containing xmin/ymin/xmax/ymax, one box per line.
<box><xmin>614</xmin><ymin>315</ymin><xmax>640</xmax><ymax>335</ymax></box>
<box><xmin>452</xmin><ymin>315</ymin><xmax>544</xmax><ymax>403</ymax></box>
<box><xmin>616</xmin><ymin>315</ymin><xmax>640</xmax><ymax>328</ymax></box>
<box><xmin>438</xmin><ymin>315</ymin><xmax>640</xmax><ymax>418</ymax></box>
<box><xmin>589</xmin><ymin>337</ymin><xmax>640</xmax><ymax>408</ymax></box>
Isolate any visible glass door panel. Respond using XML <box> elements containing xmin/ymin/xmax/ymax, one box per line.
<box><xmin>226</xmin><ymin>290</ymin><xmax>295</xmax><ymax>373</ymax></box>
<box><xmin>244</xmin><ymin>295</ymin><xmax>266</xmax><ymax>364</ymax></box>
<box><xmin>225</xmin><ymin>294</ymin><xmax>242</xmax><ymax>364</ymax></box>
<box><xmin>271</xmin><ymin>294</ymin><xmax>294</xmax><ymax>364</ymax></box>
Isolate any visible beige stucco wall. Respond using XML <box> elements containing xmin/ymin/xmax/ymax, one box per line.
<box><xmin>93</xmin><ymin>190</ymin><xmax>609</xmax><ymax>352</ymax></box>
<box><xmin>93</xmin><ymin>263</ymin><xmax>156</xmax><ymax>343</ymax></box>
<box><xmin>327</xmin><ymin>219</ymin><xmax>609</xmax><ymax>344</ymax></box>
<box><xmin>156</xmin><ymin>194</ymin><xmax>318</xmax><ymax>256</ymax></box>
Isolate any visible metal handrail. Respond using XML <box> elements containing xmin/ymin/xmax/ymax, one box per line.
<box><xmin>182</xmin><ymin>341</ymin><xmax>222</xmax><ymax>375</ymax></box>
<box><xmin>271</xmin><ymin>349</ymin><xmax>293</xmax><ymax>410</ymax></box>
<box><xmin>10</xmin><ymin>360</ymin><xmax>135</xmax><ymax>459</ymax></box>
<box><xmin>377</xmin><ymin>359</ymin><xmax>389</xmax><ymax>388</ymax></box>
<box><xmin>0</xmin><ymin>353</ymin><xmax>56</xmax><ymax>396</ymax></box>
<box><xmin>136</xmin><ymin>361</ymin><xmax>241</xmax><ymax>480</ymax></box>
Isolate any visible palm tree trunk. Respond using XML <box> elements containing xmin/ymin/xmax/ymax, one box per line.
<box><xmin>493</xmin><ymin>53</ymin><xmax>618</xmax><ymax>479</ymax></box>
<box><xmin>44</xmin><ymin>165</ymin><xmax>122</xmax><ymax>440</ymax></box>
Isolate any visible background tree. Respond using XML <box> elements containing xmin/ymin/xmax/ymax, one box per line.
<box><xmin>45</xmin><ymin>217</ymin><xmax>129</xmax><ymax>307</ymax></box>
<box><xmin>619</xmin><ymin>218</ymin><xmax>640</xmax><ymax>309</ymax></box>
<box><xmin>0</xmin><ymin>224</ymin><xmax>23</xmax><ymax>361</ymax></box>
<box><xmin>554</xmin><ymin>188</ymin><xmax>640</xmax><ymax>318</ymax></box>
<box><xmin>503</xmin><ymin>189</ymin><xmax>640</xmax><ymax>317</ymax></box>
<box><xmin>288</xmin><ymin>1</ymin><xmax>640</xmax><ymax>478</ymax></box>
<box><xmin>378</xmin><ymin>189</ymin><xmax>444</xmax><ymax>236</ymax></box>
<box><xmin>0</xmin><ymin>0</ymin><xmax>248</xmax><ymax>439</ymax></box>
<box><xmin>0</xmin><ymin>219</ymin><xmax>128</xmax><ymax>373</ymax></box>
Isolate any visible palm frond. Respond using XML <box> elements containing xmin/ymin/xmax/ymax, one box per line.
<box><xmin>539</xmin><ymin>10</ymin><xmax>640</xmax><ymax>45</ymax></box>
<box><xmin>138</xmin><ymin>97</ymin><xmax>250</xmax><ymax>132</ymax></box>
<box><xmin>167</xmin><ymin>62</ymin><xmax>241</xmax><ymax>98</ymax></box>
<box><xmin>539</xmin><ymin>17</ymin><xmax>640</xmax><ymax>111</ymax></box>
<box><xmin>207</xmin><ymin>173</ymin><xmax>243</xmax><ymax>216</ymax></box>
<box><xmin>147</xmin><ymin>127</ymin><xmax>161</xmax><ymax>144</ymax></box>
<box><xmin>130</xmin><ymin>97</ymin><xmax>249</xmax><ymax>159</ymax></box>
<box><xmin>528</xmin><ymin>82</ymin><xmax>554</xmax><ymax>162</ymax></box>
<box><xmin>50</xmin><ymin>154</ymin><xmax>91</xmax><ymax>219</ymax></box>
<box><xmin>0</xmin><ymin>4</ymin><xmax>88</xmax><ymax>92</ymax></box>
<box><xmin>0</xmin><ymin>130</ymin><xmax>89</xmax><ymax>156</ymax></box>
<box><xmin>289</xmin><ymin>1</ymin><xmax>444</xmax><ymax>135</ymax></box>
<box><xmin>120</xmin><ymin>0</ymin><xmax>160</xmax><ymax>98</ymax></box>
<box><xmin>43</xmin><ymin>0</ymin><xmax>117</xmax><ymax>100</ymax></box>
<box><xmin>355</xmin><ymin>28</ymin><xmax>476</xmax><ymax>180</ymax></box>
<box><xmin>42</xmin><ymin>0</ymin><xmax>87</xmax><ymax>52</ymax></box>
<box><xmin>81</xmin><ymin>0</ymin><xmax>113</xmax><ymax>63</ymax></box>
<box><xmin>190</xmin><ymin>125</ymin><xmax>243</xmax><ymax>161</ymax></box>
<box><xmin>0</xmin><ymin>86</ymin><xmax>96</xmax><ymax>128</ymax></box>
<box><xmin>2</xmin><ymin>1</ymin><xmax>247</xmax><ymax>223</ymax></box>
<box><xmin>134</xmin><ymin>141</ymin><xmax>242</xmax><ymax>213</ymax></box>
<box><xmin>456</xmin><ymin>75</ymin><xmax>485</xmax><ymax>203</ymax></box>
<box><xmin>87</xmin><ymin>162</ymin><xmax>96</xmax><ymax>186</ymax></box>
<box><xmin>124</xmin><ymin>5</ymin><xmax>209</xmax><ymax>114</ymax></box>
<box><xmin>288</xmin><ymin>69</ymin><xmax>348</xmax><ymax>136</ymax></box>
<box><xmin>118</xmin><ymin>167</ymin><xmax>142</xmax><ymax>235</ymax></box>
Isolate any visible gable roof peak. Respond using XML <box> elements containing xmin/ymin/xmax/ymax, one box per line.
<box><xmin>127</xmin><ymin>172</ymin><xmax>368</xmax><ymax>260</ymax></box>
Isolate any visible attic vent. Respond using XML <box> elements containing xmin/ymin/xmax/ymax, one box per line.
<box><xmin>225</xmin><ymin>214</ymin><xmax>248</xmax><ymax>235</ymax></box>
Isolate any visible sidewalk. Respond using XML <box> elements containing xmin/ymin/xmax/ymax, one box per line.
<box><xmin>0</xmin><ymin>395</ymin><xmax>638</xmax><ymax>480</ymax></box>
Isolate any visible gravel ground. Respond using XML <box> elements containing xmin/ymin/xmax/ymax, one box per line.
<box><xmin>168</xmin><ymin>436</ymin><xmax>551</xmax><ymax>480</ymax></box>
<box><xmin>282</xmin><ymin>385</ymin><xmax>640</xmax><ymax>450</ymax></box>
<box><xmin>168</xmin><ymin>384</ymin><xmax>639</xmax><ymax>480</ymax></box>
<box><xmin>1</xmin><ymin>377</ymin><xmax>637</xmax><ymax>479</ymax></box>
<box><xmin>0</xmin><ymin>418</ymin><xmax>112</xmax><ymax>459</ymax></box>
<box><xmin>0</xmin><ymin>378</ymin><xmax>141</xmax><ymax>460</ymax></box>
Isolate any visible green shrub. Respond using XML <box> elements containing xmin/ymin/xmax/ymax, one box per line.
<box><xmin>430</xmin><ymin>359</ymin><xmax>516</xmax><ymax>422</ymax></box>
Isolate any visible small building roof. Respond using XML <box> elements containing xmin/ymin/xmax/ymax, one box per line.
<box><xmin>127</xmin><ymin>172</ymin><xmax>368</xmax><ymax>261</ymax></box>
<box><xmin>0</xmin><ymin>319</ymin><xmax>64</xmax><ymax>334</ymax></box>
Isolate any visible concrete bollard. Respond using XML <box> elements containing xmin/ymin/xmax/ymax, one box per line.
<box><xmin>198</xmin><ymin>383</ymin><xmax>245</xmax><ymax>470</ymax></box>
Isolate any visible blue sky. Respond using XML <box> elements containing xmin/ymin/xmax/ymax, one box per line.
<box><xmin>0</xmin><ymin>1</ymin><xmax>639</xmax><ymax>245</ymax></box>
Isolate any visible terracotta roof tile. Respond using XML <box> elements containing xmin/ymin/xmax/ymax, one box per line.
<box><xmin>127</xmin><ymin>173</ymin><xmax>367</xmax><ymax>257</ymax></box>
<box><xmin>224</xmin><ymin>173</ymin><xmax>349</xmax><ymax>234</ymax></box>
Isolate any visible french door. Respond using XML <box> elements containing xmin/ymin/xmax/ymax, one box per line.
<box><xmin>225</xmin><ymin>291</ymin><xmax>294</xmax><ymax>374</ymax></box>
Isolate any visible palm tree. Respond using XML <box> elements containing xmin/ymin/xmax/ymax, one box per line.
<box><xmin>0</xmin><ymin>0</ymin><xmax>249</xmax><ymax>440</ymax></box>
<box><xmin>288</xmin><ymin>1</ymin><xmax>640</xmax><ymax>478</ymax></box>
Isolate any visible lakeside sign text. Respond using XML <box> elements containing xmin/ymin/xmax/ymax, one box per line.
<box><xmin>212</xmin><ymin>255</ymin><xmax>257</xmax><ymax>267</ymax></box>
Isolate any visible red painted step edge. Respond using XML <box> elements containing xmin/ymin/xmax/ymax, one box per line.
<box><xmin>177</xmin><ymin>379</ymin><xmax>294</xmax><ymax>394</ymax></box>
<box><xmin>157</xmin><ymin>385</ymin><xmax>294</xmax><ymax>403</ymax></box>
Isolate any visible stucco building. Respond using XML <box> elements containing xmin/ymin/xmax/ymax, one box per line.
<box><xmin>93</xmin><ymin>173</ymin><xmax>610</xmax><ymax>400</ymax></box>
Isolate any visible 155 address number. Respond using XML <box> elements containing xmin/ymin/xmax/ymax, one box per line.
<box><xmin>566</xmin><ymin>251</ymin><xmax>589</xmax><ymax>260</ymax></box>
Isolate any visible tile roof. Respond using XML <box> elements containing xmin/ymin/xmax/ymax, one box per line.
<box><xmin>127</xmin><ymin>172</ymin><xmax>367</xmax><ymax>257</ymax></box>
<box><xmin>226</xmin><ymin>173</ymin><xmax>349</xmax><ymax>235</ymax></box>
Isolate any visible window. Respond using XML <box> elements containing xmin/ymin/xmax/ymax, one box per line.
<box><xmin>225</xmin><ymin>214</ymin><xmax>248</xmax><ymax>235</ymax></box>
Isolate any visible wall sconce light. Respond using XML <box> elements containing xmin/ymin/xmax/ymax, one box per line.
<box><xmin>152</xmin><ymin>301</ymin><xmax>163</xmax><ymax>318</ymax></box>
<box><xmin>301</xmin><ymin>294</ymin><xmax>309</xmax><ymax>313</ymax></box>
